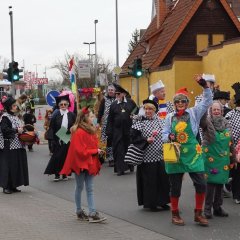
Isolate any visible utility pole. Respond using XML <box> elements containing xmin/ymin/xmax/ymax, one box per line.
<box><xmin>115</xmin><ymin>0</ymin><xmax>120</xmax><ymax>83</ymax></box>
<box><xmin>8</xmin><ymin>6</ymin><xmax>15</xmax><ymax>97</ymax></box>
<box><xmin>94</xmin><ymin>19</ymin><xmax>98</xmax><ymax>87</ymax></box>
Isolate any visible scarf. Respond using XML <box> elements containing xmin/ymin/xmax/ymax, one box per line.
<box><xmin>201</xmin><ymin>115</ymin><xmax>230</xmax><ymax>146</ymax></box>
<box><xmin>60</xmin><ymin>109</ymin><xmax>69</xmax><ymax>129</ymax></box>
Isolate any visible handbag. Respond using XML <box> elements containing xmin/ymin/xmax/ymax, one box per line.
<box><xmin>163</xmin><ymin>142</ymin><xmax>181</xmax><ymax>163</ymax></box>
<box><xmin>44</xmin><ymin>128</ymin><xmax>54</xmax><ymax>140</ymax></box>
<box><xmin>124</xmin><ymin>144</ymin><xmax>144</xmax><ymax>166</ymax></box>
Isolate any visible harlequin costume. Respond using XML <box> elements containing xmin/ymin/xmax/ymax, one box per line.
<box><xmin>0</xmin><ymin>96</ymin><xmax>29</xmax><ymax>193</ymax></box>
<box><xmin>131</xmin><ymin>99</ymin><xmax>170</xmax><ymax>210</ymax></box>
<box><xmin>162</xmin><ymin>85</ymin><xmax>212</xmax><ymax>226</ymax></box>
<box><xmin>201</xmin><ymin>104</ymin><xmax>234</xmax><ymax>218</ymax></box>
<box><xmin>225</xmin><ymin>82</ymin><xmax>240</xmax><ymax>203</ymax></box>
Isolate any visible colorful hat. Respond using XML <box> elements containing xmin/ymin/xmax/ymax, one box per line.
<box><xmin>142</xmin><ymin>99</ymin><xmax>158</xmax><ymax>113</ymax></box>
<box><xmin>213</xmin><ymin>91</ymin><xmax>230</xmax><ymax>100</ymax></box>
<box><xmin>174</xmin><ymin>87</ymin><xmax>189</xmax><ymax>98</ymax></box>
<box><xmin>202</xmin><ymin>74</ymin><xmax>216</xmax><ymax>83</ymax></box>
<box><xmin>150</xmin><ymin>80</ymin><xmax>165</xmax><ymax>94</ymax></box>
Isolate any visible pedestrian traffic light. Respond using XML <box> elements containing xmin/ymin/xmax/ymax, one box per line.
<box><xmin>134</xmin><ymin>58</ymin><xmax>143</xmax><ymax>78</ymax></box>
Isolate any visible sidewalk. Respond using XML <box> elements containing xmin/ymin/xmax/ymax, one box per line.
<box><xmin>0</xmin><ymin>186</ymin><xmax>174</xmax><ymax>240</ymax></box>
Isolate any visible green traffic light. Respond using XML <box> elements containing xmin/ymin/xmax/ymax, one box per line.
<box><xmin>136</xmin><ymin>71</ymin><xmax>142</xmax><ymax>77</ymax></box>
<box><xmin>13</xmin><ymin>75</ymin><xmax>18</xmax><ymax>80</ymax></box>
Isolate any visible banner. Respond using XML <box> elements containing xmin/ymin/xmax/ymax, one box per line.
<box><xmin>78</xmin><ymin>61</ymin><xmax>91</xmax><ymax>79</ymax></box>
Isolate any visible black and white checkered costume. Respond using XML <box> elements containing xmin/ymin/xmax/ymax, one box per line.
<box><xmin>101</xmin><ymin>96</ymin><xmax>115</xmax><ymax>142</ymax></box>
<box><xmin>225</xmin><ymin>109</ymin><xmax>240</xmax><ymax>147</ymax></box>
<box><xmin>0</xmin><ymin>113</ymin><xmax>24</xmax><ymax>150</ymax></box>
<box><xmin>131</xmin><ymin>115</ymin><xmax>165</xmax><ymax>163</ymax></box>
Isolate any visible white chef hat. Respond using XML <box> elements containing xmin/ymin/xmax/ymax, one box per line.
<box><xmin>202</xmin><ymin>74</ymin><xmax>215</xmax><ymax>82</ymax></box>
<box><xmin>150</xmin><ymin>80</ymin><xmax>165</xmax><ymax>94</ymax></box>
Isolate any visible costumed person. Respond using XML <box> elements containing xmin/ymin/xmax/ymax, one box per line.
<box><xmin>28</xmin><ymin>94</ymin><xmax>35</xmax><ymax>114</ymax></box>
<box><xmin>106</xmin><ymin>84</ymin><xmax>138</xmax><ymax>176</ymax></box>
<box><xmin>213</xmin><ymin>91</ymin><xmax>231</xmax><ymax>117</ymax></box>
<box><xmin>131</xmin><ymin>99</ymin><xmax>170</xmax><ymax>210</ymax></box>
<box><xmin>23</xmin><ymin>106</ymin><xmax>37</xmax><ymax>152</ymax></box>
<box><xmin>44</xmin><ymin>95</ymin><xmax>76</xmax><ymax>181</ymax></box>
<box><xmin>149</xmin><ymin>80</ymin><xmax>174</xmax><ymax>119</ymax></box>
<box><xmin>97</xmin><ymin>84</ymin><xmax>116</xmax><ymax>167</ymax></box>
<box><xmin>225</xmin><ymin>82</ymin><xmax>240</xmax><ymax>204</ymax></box>
<box><xmin>201</xmin><ymin>101</ymin><xmax>235</xmax><ymax>218</ymax></box>
<box><xmin>162</xmin><ymin>74</ymin><xmax>213</xmax><ymax>226</ymax></box>
<box><xmin>16</xmin><ymin>94</ymin><xmax>28</xmax><ymax>118</ymax></box>
<box><xmin>0</xmin><ymin>96</ymin><xmax>29</xmax><ymax>194</ymax></box>
<box><xmin>43</xmin><ymin>109</ymin><xmax>54</xmax><ymax>155</ymax></box>
<box><xmin>60</xmin><ymin>108</ymin><xmax>107</xmax><ymax>223</ymax></box>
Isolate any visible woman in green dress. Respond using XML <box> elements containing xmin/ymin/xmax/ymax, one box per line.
<box><xmin>162</xmin><ymin>75</ymin><xmax>213</xmax><ymax>226</ymax></box>
<box><xmin>201</xmin><ymin>101</ymin><xmax>235</xmax><ymax>219</ymax></box>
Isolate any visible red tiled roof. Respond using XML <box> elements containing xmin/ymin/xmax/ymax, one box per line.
<box><xmin>121</xmin><ymin>0</ymin><xmax>240</xmax><ymax>76</ymax></box>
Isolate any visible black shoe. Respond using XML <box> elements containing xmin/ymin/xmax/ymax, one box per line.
<box><xmin>11</xmin><ymin>188</ymin><xmax>21</xmax><ymax>193</ymax></box>
<box><xmin>213</xmin><ymin>207</ymin><xmax>228</xmax><ymax>217</ymax></box>
<box><xmin>161</xmin><ymin>204</ymin><xmax>170</xmax><ymax>210</ymax></box>
<box><xmin>117</xmin><ymin>172</ymin><xmax>124</xmax><ymax>176</ymax></box>
<box><xmin>204</xmin><ymin>212</ymin><xmax>213</xmax><ymax>219</ymax></box>
<box><xmin>129</xmin><ymin>165</ymin><xmax>134</xmax><ymax>172</ymax></box>
<box><xmin>3</xmin><ymin>189</ymin><xmax>12</xmax><ymax>194</ymax></box>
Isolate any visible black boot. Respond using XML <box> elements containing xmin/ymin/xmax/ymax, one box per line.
<box><xmin>213</xmin><ymin>207</ymin><xmax>228</xmax><ymax>217</ymax></box>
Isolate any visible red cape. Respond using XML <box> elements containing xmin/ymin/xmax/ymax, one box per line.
<box><xmin>60</xmin><ymin>128</ymin><xmax>101</xmax><ymax>176</ymax></box>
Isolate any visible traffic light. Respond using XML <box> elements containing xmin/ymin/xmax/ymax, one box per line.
<box><xmin>127</xmin><ymin>58</ymin><xmax>143</xmax><ymax>78</ymax></box>
<box><xmin>12</xmin><ymin>61</ymin><xmax>23</xmax><ymax>81</ymax></box>
<box><xmin>134</xmin><ymin>58</ymin><xmax>143</xmax><ymax>78</ymax></box>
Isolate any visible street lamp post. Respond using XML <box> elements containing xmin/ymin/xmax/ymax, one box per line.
<box><xmin>83</xmin><ymin>42</ymin><xmax>95</xmax><ymax>63</ymax></box>
<box><xmin>94</xmin><ymin>19</ymin><xmax>98</xmax><ymax>87</ymax></box>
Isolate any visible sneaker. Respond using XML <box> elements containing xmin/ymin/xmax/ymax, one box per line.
<box><xmin>76</xmin><ymin>209</ymin><xmax>89</xmax><ymax>221</ymax></box>
<box><xmin>62</xmin><ymin>175</ymin><xmax>68</xmax><ymax>181</ymax></box>
<box><xmin>88</xmin><ymin>212</ymin><xmax>107</xmax><ymax>223</ymax></box>
<box><xmin>53</xmin><ymin>176</ymin><xmax>60</xmax><ymax>182</ymax></box>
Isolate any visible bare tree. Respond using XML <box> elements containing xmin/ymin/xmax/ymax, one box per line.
<box><xmin>128</xmin><ymin>29</ymin><xmax>140</xmax><ymax>55</ymax></box>
<box><xmin>51</xmin><ymin>53</ymin><xmax>114</xmax><ymax>88</ymax></box>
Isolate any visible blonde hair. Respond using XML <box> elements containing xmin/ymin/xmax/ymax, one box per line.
<box><xmin>144</xmin><ymin>103</ymin><xmax>156</xmax><ymax>112</ymax></box>
<box><xmin>71</xmin><ymin>110</ymin><xmax>96</xmax><ymax>134</ymax></box>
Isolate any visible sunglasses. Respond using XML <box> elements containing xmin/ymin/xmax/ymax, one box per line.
<box><xmin>174</xmin><ymin>99</ymin><xmax>188</xmax><ymax>104</ymax></box>
<box><xmin>115</xmin><ymin>92</ymin><xmax>121</xmax><ymax>95</ymax></box>
<box><xmin>59</xmin><ymin>103</ymin><xmax>68</xmax><ymax>106</ymax></box>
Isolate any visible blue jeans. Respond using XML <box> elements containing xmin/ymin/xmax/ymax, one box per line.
<box><xmin>74</xmin><ymin>171</ymin><xmax>96</xmax><ymax>214</ymax></box>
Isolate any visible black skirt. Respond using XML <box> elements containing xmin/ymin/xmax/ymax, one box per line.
<box><xmin>136</xmin><ymin>161</ymin><xmax>170</xmax><ymax>208</ymax></box>
<box><xmin>44</xmin><ymin>141</ymin><xmax>69</xmax><ymax>175</ymax></box>
<box><xmin>0</xmin><ymin>148</ymin><xmax>29</xmax><ymax>189</ymax></box>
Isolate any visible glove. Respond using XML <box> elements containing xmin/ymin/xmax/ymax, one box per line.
<box><xmin>168</xmin><ymin>133</ymin><xmax>175</xmax><ymax>141</ymax></box>
<box><xmin>197</xmin><ymin>78</ymin><xmax>208</xmax><ymax>88</ymax></box>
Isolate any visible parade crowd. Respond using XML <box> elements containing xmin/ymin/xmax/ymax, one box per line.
<box><xmin>1</xmin><ymin>73</ymin><xmax>240</xmax><ymax>226</ymax></box>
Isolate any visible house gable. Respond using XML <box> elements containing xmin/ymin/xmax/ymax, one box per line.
<box><xmin>160</xmin><ymin>0</ymin><xmax>240</xmax><ymax>66</ymax></box>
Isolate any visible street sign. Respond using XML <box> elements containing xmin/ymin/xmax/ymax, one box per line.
<box><xmin>113</xmin><ymin>66</ymin><xmax>122</xmax><ymax>75</ymax></box>
<box><xmin>78</xmin><ymin>61</ymin><xmax>91</xmax><ymax>78</ymax></box>
<box><xmin>32</xmin><ymin>78</ymin><xmax>49</xmax><ymax>85</ymax></box>
<box><xmin>46</xmin><ymin>90</ymin><xmax>60</xmax><ymax>107</ymax></box>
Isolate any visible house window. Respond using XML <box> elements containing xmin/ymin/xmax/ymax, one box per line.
<box><xmin>212</xmin><ymin>34</ymin><xmax>224</xmax><ymax>45</ymax></box>
<box><xmin>196</xmin><ymin>34</ymin><xmax>209</xmax><ymax>53</ymax></box>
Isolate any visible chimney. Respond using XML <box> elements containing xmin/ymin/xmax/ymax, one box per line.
<box><xmin>155</xmin><ymin>0</ymin><xmax>167</xmax><ymax>29</ymax></box>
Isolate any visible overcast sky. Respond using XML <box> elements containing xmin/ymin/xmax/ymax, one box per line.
<box><xmin>0</xmin><ymin>0</ymin><xmax>152</xmax><ymax>80</ymax></box>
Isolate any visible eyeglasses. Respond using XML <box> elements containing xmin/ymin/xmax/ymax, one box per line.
<box><xmin>59</xmin><ymin>103</ymin><xmax>68</xmax><ymax>106</ymax></box>
<box><xmin>174</xmin><ymin>99</ymin><xmax>188</xmax><ymax>104</ymax></box>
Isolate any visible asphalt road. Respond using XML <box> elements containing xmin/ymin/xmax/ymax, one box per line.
<box><xmin>29</xmin><ymin>116</ymin><xmax>240</xmax><ymax>240</ymax></box>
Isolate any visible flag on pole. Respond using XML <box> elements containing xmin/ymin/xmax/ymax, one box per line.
<box><xmin>69</xmin><ymin>57</ymin><xmax>76</xmax><ymax>93</ymax></box>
